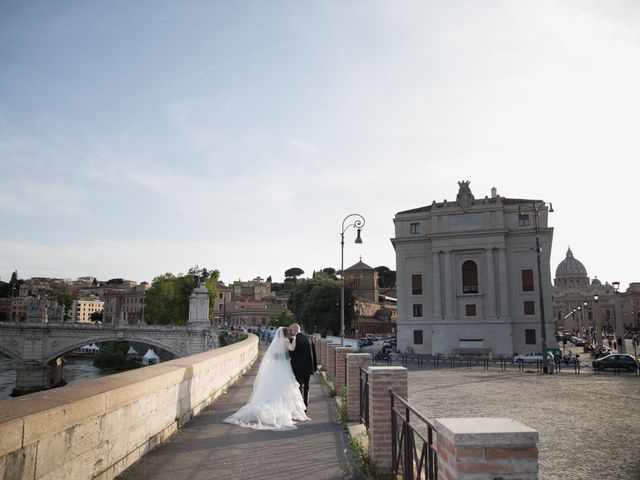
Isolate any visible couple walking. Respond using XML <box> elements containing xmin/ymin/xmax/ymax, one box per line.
<box><xmin>224</xmin><ymin>324</ymin><xmax>317</xmax><ymax>431</ymax></box>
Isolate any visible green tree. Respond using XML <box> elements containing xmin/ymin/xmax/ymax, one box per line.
<box><xmin>269</xmin><ymin>310</ymin><xmax>294</xmax><ymax>327</ymax></box>
<box><xmin>143</xmin><ymin>266</ymin><xmax>219</xmax><ymax>325</ymax></box>
<box><xmin>288</xmin><ymin>279</ymin><xmax>355</xmax><ymax>336</ymax></box>
<box><xmin>375</xmin><ymin>266</ymin><xmax>396</xmax><ymax>289</ymax></box>
<box><xmin>93</xmin><ymin>342</ymin><xmax>139</xmax><ymax>371</ymax></box>
<box><xmin>90</xmin><ymin>311</ymin><xmax>103</xmax><ymax>323</ymax></box>
<box><xmin>284</xmin><ymin>267</ymin><xmax>304</xmax><ymax>283</ymax></box>
<box><xmin>55</xmin><ymin>293</ymin><xmax>73</xmax><ymax>322</ymax></box>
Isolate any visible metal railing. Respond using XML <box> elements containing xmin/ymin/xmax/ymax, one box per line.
<box><xmin>390</xmin><ymin>390</ymin><xmax>438</xmax><ymax>480</ymax></box>
<box><xmin>359</xmin><ymin>367</ymin><xmax>369</xmax><ymax>428</ymax></box>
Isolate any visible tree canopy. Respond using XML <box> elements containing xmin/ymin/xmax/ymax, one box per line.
<box><xmin>375</xmin><ymin>266</ymin><xmax>396</xmax><ymax>289</ymax></box>
<box><xmin>284</xmin><ymin>267</ymin><xmax>304</xmax><ymax>282</ymax></box>
<box><xmin>287</xmin><ymin>278</ymin><xmax>356</xmax><ymax>336</ymax></box>
<box><xmin>143</xmin><ymin>266</ymin><xmax>219</xmax><ymax>325</ymax></box>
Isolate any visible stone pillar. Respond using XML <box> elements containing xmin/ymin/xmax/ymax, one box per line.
<box><xmin>444</xmin><ymin>251</ymin><xmax>454</xmax><ymax>317</ymax></box>
<box><xmin>435</xmin><ymin>417</ymin><xmax>539</xmax><ymax>480</ymax></box>
<box><xmin>188</xmin><ymin>286</ymin><xmax>210</xmax><ymax>329</ymax></box>
<box><xmin>322</xmin><ymin>340</ymin><xmax>330</xmax><ymax>371</ymax></box>
<box><xmin>317</xmin><ymin>339</ymin><xmax>327</xmax><ymax>369</ymax></box>
<box><xmin>485</xmin><ymin>248</ymin><xmax>497</xmax><ymax>318</ymax></box>
<box><xmin>368</xmin><ymin>366</ymin><xmax>408</xmax><ymax>473</ymax></box>
<box><xmin>498</xmin><ymin>247</ymin><xmax>510</xmax><ymax>317</ymax></box>
<box><xmin>12</xmin><ymin>360</ymin><xmax>65</xmax><ymax>397</ymax></box>
<box><xmin>346</xmin><ymin>353</ymin><xmax>371</xmax><ymax>422</ymax></box>
<box><xmin>432</xmin><ymin>251</ymin><xmax>442</xmax><ymax>318</ymax></box>
<box><xmin>327</xmin><ymin>343</ymin><xmax>339</xmax><ymax>381</ymax></box>
<box><xmin>334</xmin><ymin>346</ymin><xmax>353</xmax><ymax>394</ymax></box>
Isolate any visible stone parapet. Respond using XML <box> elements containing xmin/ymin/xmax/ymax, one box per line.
<box><xmin>346</xmin><ymin>353</ymin><xmax>371</xmax><ymax>422</ymax></box>
<box><xmin>434</xmin><ymin>417</ymin><xmax>539</xmax><ymax>480</ymax></box>
<box><xmin>0</xmin><ymin>334</ymin><xmax>259</xmax><ymax>480</ymax></box>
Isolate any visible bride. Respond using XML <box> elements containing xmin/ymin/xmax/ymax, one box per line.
<box><xmin>223</xmin><ymin>327</ymin><xmax>310</xmax><ymax>431</ymax></box>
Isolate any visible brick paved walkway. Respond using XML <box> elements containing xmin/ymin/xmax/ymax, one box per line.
<box><xmin>407</xmin><ymin>367</ymin><xmax>640</xmax><ymax>480</ymax></box>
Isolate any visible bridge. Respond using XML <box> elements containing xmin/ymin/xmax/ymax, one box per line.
<box><xmin>0</xmin><ymin>285</ymin><xmax>215</xmax><ymax>395</ymax></box>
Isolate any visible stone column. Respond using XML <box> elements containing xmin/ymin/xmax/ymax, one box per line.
<box><xmin>327</xmin><ymin>343</ymin><xmax>339</xmax><ymax>381</ymax></box>
<box><xmin>368</xmin><ymin>366</ymin><xmax>408</xmax><ymax>473</ymax></box>
<box><xmin>188</xmin><ymin>286</ymin><xmax>210</xmax><ymax>329</ymax></box>
<box><xmin>485</xmin><ymin>248</ymin><xmax>497</xmax><ymax>318</ymax></box>
<box><xmin>432</xmin><ymin>251</ymin><xmax>442</xmax><ymax>318</ymax></box>
<box><xmin>497</xmin><ymin>247</ymin><xmax>510</xmax><ymax>317</ymax></box>
<box><xmin>435</xmin><ymin>417</ymin><xmax>539</xmax><ymax>480</ymax></box>
<box><xmin>346</xmin><ymin>353</ymin><xmax>371</xmax><ymax>422</ymax></box>
<box><xmin>334</xmin><ymin>346</ymin><xmax>353</xmax><ymax>394</ymax></box>
<box><xmin>444</xmin><ymin>251</ymin><xmax>454</xmax><ymax>318</ymax></box>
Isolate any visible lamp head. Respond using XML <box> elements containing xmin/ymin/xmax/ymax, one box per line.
<box><xmin>612</xmin><ymin>281</ymin><xmax>620</xmax><ymax>293</ymax></box>
<box><xmin>594</xmin><ymin>294</ymin><xmax>599</xmax><ymax>302</ymax></box>
<box><xmin>355</xmin><ymin>228</ymin><xmax>363</xmax><ymax>244</ymax></box>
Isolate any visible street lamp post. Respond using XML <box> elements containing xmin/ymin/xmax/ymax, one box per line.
<box><xmin>594</xmin><ymin>294</ymin><xmax>601</xmax><ymax>349</ymax></box>
<box><xmin>519</xmin><ymin>201</ymin><xmax>553</xmax><ymax>374</ymax></box>
<box><xmin>340</xmin><ymin>213</ymin><xmax>365</xmax><ymax>347</ymax></box>
<box><xmin>612</xmin><ymin>281</ymin><xmax>625</xmax><ymax>353</ymax></box>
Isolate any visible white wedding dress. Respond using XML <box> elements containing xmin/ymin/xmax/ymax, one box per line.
<box><xmin>223</xmin><ymin>327</ymin><xmax>310</xmax><ymax>431</ymax></box>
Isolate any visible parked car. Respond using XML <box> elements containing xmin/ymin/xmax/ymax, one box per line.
<box><xmin>574</xmin><ymin>338</ymin><xmax>586</xmax><ymax>346</ymax></box>
<box><xmin>365</xmin><ymin>334</ymin><xmax>381</xmax><ymax>342</ymax></box>
<box><xmin>592</xmin><ymin>354</ymin><xmax>638</xmax><ymax>371</ymax></box>
<box><xmin>513</xmin><ymin>351</ymin><xmax>555</xmax><ymax>364</ymax></box>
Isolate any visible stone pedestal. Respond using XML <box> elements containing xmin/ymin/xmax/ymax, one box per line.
<box><xmin>188</xmin><ymin>286</ymin><xmax>210</xmax><ymax>329</ymax></box>
<box><xmin>434</xmin><ymin>417</ymin><xmax>539</xmax><ymax>480</ymax></box>
<box><xmin>12</xmin><ymin>359</ymin><xmax>65</xmax><ymax>397</ymax></box>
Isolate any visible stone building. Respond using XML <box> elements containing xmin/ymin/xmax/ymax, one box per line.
<box><xmin>220</xmin><ymin>300</ymin><xmax>289</xmax><ymax>328</ymax></box>
<box><xmin>343</xmin><ymin>259</ymin><xmax>397</xmax><ymax>336</ymax></box>
<box><xmin>102</xmin><ymin>283</ymin><xmax>148</xmax><ymax>325</ymax></box>
<box><xmin>71</xmin><ymin>297</ymin><xmax>105</xmax><ymax>323</ymax></box>
<box><xmin>391</xmin><ymin>181</ymin><xmax>555</xmax><ymax>357</ymax></box>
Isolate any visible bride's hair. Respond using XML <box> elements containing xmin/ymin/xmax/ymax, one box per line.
<box><xmin>282</xmin><ymin>327</ymin><xmax>290</xmax><ymax>337</ymax></box>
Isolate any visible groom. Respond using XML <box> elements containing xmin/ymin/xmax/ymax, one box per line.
<box><xmin>288</xmin><ymin>323</ymin><xmax>317</xmax><ymax>409</ymax></box>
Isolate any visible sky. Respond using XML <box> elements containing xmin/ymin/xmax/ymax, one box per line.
<box><xmin>1</xmin><ymin>1</ymin><xmax>639</xmax><ymax>289</ymax></box>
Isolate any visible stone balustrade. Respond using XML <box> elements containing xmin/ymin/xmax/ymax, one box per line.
<box><xmin>0</xmin><ymin>334</ymin><xmax>259</xmax><ymax>480</ymax></box>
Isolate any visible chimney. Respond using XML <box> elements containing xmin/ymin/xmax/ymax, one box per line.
<box><xmin>491</xmin><ymin>187</ymin><xmax>497</xmax><ymax>198</ymax></box>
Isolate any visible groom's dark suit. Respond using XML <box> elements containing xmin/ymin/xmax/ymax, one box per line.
<box><xmin>289</xmin><ymin>332</ymin><xmax>317</xmax><ymax>407</ymax></box>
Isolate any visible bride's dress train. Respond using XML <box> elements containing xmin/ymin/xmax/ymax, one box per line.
<box><xmin>223</xmin><ymin>327</ymin><xmax>309</xmax><ymax>431</ymax></box>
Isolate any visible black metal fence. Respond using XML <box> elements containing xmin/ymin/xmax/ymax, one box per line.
<box><xmin>371</xmin><ymin>352</ymin><xmax>639</xmax><ymax>376</ymax></box>
<box><xmin>390</xmin><ymin>390</ymin><xmax>438</xmax><ymax>480</ymax></box>
<box><xmin>359</xmin><ymin>367</ymin><xmax>369</xmax><ymax>428</ymax></box>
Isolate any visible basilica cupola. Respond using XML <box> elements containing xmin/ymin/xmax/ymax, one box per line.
<box><xmin>554</xmin><ymin>247</ymin><xmax>590</xmax><ymax>289</ymax></box>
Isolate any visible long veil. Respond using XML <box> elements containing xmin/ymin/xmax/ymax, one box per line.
<box><xmin>223</xmin><ymin>327</ymin><xmax>309</xmax><ymax>430</ymax></box>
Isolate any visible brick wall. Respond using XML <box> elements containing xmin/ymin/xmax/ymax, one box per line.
<box><xmin>334</xmin><ymin>346</ymin><xmax>353</xmax><ymax>393</ymax></box>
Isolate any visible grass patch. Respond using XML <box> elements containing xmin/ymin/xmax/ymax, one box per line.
<box><xmin>336</xmin><ymin>386</ymin><xmax>348</xmax><ymax>427</ymax></box>
<box><xmin>319</xmin><ymin>371</ymin><xmax>336</xmax><ymax>397</ymax></box>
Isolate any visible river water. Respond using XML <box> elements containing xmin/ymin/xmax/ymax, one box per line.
<box><xmin>0</xmin><ymin>353</ymin><xmax>108</xmax><ymax>400</ymax></box>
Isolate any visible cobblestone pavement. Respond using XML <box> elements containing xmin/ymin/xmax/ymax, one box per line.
<box><xmin>407</xmin><ymin>366</ymin><xmax>640</xmax><ymax>480</ymax></box>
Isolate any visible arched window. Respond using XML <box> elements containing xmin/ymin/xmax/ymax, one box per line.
<box><xmin>462</xmin><ymin>260</ymin><xmax>478</xmax><ymax>293</ymax></box>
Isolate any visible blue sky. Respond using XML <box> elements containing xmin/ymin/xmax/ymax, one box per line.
<box><xmin>1</xmin><ymin>1</ymin><xmax>639</xmax><ymax>289</ymax></box>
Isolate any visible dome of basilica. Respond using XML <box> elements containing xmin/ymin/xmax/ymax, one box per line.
<box><xmin>555</xmin><ymin>247</ymin><xmax>588</xmax><ymax>277</ymax></box>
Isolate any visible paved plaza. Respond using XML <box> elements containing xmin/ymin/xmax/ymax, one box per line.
<box><xmin>407</xmin><ymin>366</ymin><xmax>640</xmax><ymax>480</ymax></box>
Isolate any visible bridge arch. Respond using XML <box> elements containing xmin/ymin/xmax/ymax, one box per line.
<box><xmin>44</xmin><ymin>335</ymin><xmax>186</xmax><ymax>364</ymax></box>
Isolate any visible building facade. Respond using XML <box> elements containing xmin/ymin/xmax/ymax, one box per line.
<box><xmin>391</xmin><ymin>181</ymin><xmax>555</xmax><ymax>357</ymax></box>
<box><xmin>70</xmin><ymin>298</ymin><xmax>104</xmax><ymax>323</ymax></box>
